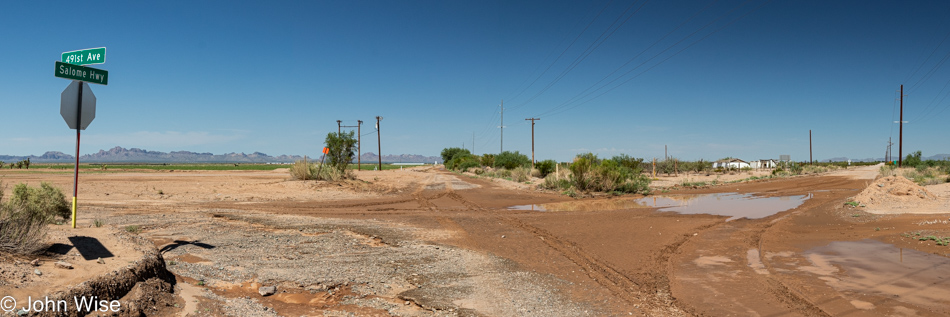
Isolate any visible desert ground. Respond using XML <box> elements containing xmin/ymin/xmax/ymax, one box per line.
<box><xmin>2</xmin><ymin>164</ymin><xmax>950</xmax><ymax>316</ymax></box>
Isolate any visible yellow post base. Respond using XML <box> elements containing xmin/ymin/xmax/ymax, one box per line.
<box><xmin>71</xmin><ymin>196</ymin><xmax>77</xmax><ymax>228</ymax></box>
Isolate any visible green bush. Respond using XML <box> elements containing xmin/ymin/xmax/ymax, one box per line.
<box><xmin>446</xmin><ymin>153</ymin><xmax>480</xmax><ymax>171</ymax></box>
<box><xmin>480</xmin><ymin>154</ymin><xmax>495</xmax><ymax>167</ymax></box>
<box><xmin>325</xmin><ymin>131</ymin><xmax>358</xmax><ymax>176</ymax></box>
<box><xmin>289</xmin><ymin>160</ymin><xmax>318</xmax><ymax>180</ymax></box>
<box><xmin>511</xmin><ymin>167</ymin><xmax>531</xmax><ymax>182</ymax></box>
<box><xmin>8</xmin><ymin>182</ymin><xmax>70</xmax><ymax>222</ymax></box>
<box><xmin>565</xmin><ymin>153</ymin><xmax>649</xmax><ymax>194</ymax></box>
<box><xmin>440</xmin><ymin>147</ymin><xmax>471</xmax><ymax>164</ymax></box>
<box><xmin>536</xmin><ymin>160</ymin><xmax>556</xmax><ymax>178</ymax></box>
<box><xmin>611</xmin><ymin>155</ymin><xmax>643</xmax><ymax>174</ymax></box>
<box><xmin>0</xmin><ymin>181</ymin><xmax>68</xmax><ymax>254</ymax></box>
<box><xmin>905</xmin><ymin>151</ymin><xmax>923</xmax><ymax>167</ymax></box>
<box><xmin>494</xmin><ymin>151</ymin><xmax>531</xmax><ymax>170</ymax></box>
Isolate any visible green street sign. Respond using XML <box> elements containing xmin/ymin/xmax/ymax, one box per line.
<box><xmin>62</xmin><ymin>47</ymin><xmax>106</xmax><ymax>65</ymax></box>
<box><xmin>55</xmin><ymin>61</ymin><xmax>109</xmax><ymax>85</ymax></box>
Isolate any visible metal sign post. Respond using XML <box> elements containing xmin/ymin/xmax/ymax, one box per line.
<box><xmin>56</xmin><ymin>47</ymin><xmax>107</xmax><ymax>228</ymax></box>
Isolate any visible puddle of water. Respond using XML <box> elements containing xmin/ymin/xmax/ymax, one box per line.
<box><xmin>510</xmin><ymin>193</ymin><xmax>809</xmax><ymax>220</ymax></box>
<box><xmin>801</xmin><ymin>239</ymin><xmax>950</xmax><ymax>308</ymax></box>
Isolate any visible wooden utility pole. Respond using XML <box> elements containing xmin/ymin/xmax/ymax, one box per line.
<box><xmin>339</xmin><ymin>120</ymin><xmax>362</xmax><ymax>170</ymax></box>
<box><xmin>899</xmin><ymin>84</ymin><xmax>904</xmax><ymax>167</ymax></box>
<box><xmin>499</xmin><ymin>100</ymin><xmax>504</xmax><ymax>153</ymax></box>
<box><xmin>809</xmin><ymin>130</ymin><xmax>813</xmax><ymax>164</ymax></box>
<box><xmin>337</xmin><ymin>120</ymin><xmax>342</xmax><ymax>134</ymax></box>
<box><xmin>357</xmin><ymin>120</ymin><xmax>363</xmax><ymax>170</ymax></box>
<box><xmin>376</xmin><ymin>116</ymin><xmax>383</xmax><ymax>171</ymax></box>
<box><xmin>525</xmin><ymin>118</ymin><xmax>540</xmax><ymax>166</ymax></box>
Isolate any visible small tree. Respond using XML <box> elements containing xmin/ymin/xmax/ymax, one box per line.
<box><xmin>536</xmin><ymin>160</ymin><xmax>556</xmax><ymax>178</ymax></box>
<box><xmin>23</xmin><ymin>158</ymin><xmax>30</xmax><ymax>170</ymax></box>
<box><xmin>325</xmin><ymin>131</ymin><xmax>358</xmax><ymax>176</ymax></box>
<box><xmin>905</xmin><ymin>151</ymin><xmax>923</xmax><ymax>167</ymax></box>
<box><xmin>440</xmin><ymin>147</ymin><xmax>471</xmax><ymax>164</ymax></box>
<box><xmin>494</xmin><ymin>151</ymin><xmax>530</xmax><ymax>170</ymax></box>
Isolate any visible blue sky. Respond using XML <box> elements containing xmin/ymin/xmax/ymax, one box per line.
<box><xmin>2</xmin><ymin>0</ymin><xmax>949</xmax><ymax>162</ymax></box>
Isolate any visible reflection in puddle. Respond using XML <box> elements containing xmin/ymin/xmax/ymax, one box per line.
<box><xmin>509</xmin><ymin>193</ymin><xmax>809</xmax><ymax>220</ymax></box>
<box><xmin>801</xmin><ymin>240</ymin><xmax>950</xmax><ymax>309</ymax></box>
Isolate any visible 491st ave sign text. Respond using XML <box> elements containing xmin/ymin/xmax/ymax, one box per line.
<box><xmin>55</xmin><ymin>61</ymin><xmax>108</xmax><ymax>85</ymax></box>
<box><xmin>61</xmin><ymin>47</ymin><xmax>106</xmax><ymax>65</ymax></box>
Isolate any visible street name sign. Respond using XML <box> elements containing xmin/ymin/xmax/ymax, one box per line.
<box><xmin>60</xmin><ymin>81</ymin><xmax>96</xmax><ymax>130</ymax></box>
<box><xmin>62</xmin><ymin>47</ymin><xmax>106</xmax><ymax>65</ymax></box>
<box><xmin>55</xmin><ymin>61</ymin><xmax>109</xmax><ymax>85</ymax></box>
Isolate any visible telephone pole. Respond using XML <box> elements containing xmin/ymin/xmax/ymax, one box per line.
<box><xmin>809</xmin><ymin>130</ymin><xmax>813</xmax><ymax>164</ymax></box>
<box><xmin>899</xmin><ymin>85</ymin><xmax>904</xmax><ymax>167</ymax></box>
<box><xmin>376</xmin><ymin>116</ymin><xmax>383</xmax><ymax>171</ymax></box>
<box><xmin>339</xmin><ymin>120</ymin><xmax>362</xmax><ymax>169</ymax></box>
<box><xmin>525</xmin><ymin>118</ymin><xmax>540</xmax><ymax>166</ymax></box>
<box><xmin>358</xmin><ymin>120</ymin><xmax>363</xmax><ymax>170</ymax></box>
<box><xmin>498</xmin><ymin>100</ymin><xmax>505</xmax><ymax>153</ymax></box>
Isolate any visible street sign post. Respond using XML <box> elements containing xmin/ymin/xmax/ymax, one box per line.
<box><xmin>56</xmin><ymin>47</ymin><xmax>108</xmax><ymax>228</ymax></box>
<box><xmin>55</xmin><ymin>61</ymin><xmax>109</xmax><ymax>85</ymax></box>
<box><xmin>62</xmin><ymin>47</ymin><xmax>106</xmax><ymax>65</ymax></box>
<box><xmin>60</xmin><ymin>81</ymin><xmax>96</xmax><ymax>130</ymax></box>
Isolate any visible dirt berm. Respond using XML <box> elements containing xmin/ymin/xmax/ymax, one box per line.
<box><xmin>32</xmin><ymin>230</ymin><xmax>176</xmax><ymax>317</ymax></box>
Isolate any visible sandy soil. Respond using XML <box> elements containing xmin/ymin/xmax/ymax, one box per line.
<box><xmin>2</xmin><ymin>164</ymin><xmax>950</xmax><ymax>316</ymax></box>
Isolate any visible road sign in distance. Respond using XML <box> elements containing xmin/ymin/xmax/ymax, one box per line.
<box><xmin>55</xmin><ymin>61</ymin><xmax>108</xmax><ymax>85</ymax></box>
<box><xmin>323</xmin><ymin>147</ymin><xmax>329</xmax><ymax>154</ymax></box>
<box><xmin>61</xmin><ymin>81</ymin><xmax>96</xmax><ymax>130</ymax></box>
<box><xmin>62</xmin><ymin>47</ymin><xmax>106</xmax><ymax>66</ymax></box>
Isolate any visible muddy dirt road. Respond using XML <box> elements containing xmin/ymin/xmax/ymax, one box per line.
<box><xmin>2</xmin><ymin>165</ymin><xmax>949</xmax><ymax>316</ymax></box>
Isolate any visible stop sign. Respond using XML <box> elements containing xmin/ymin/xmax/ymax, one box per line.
<box><xmin>60</xmin><ymin>81</ymin><xmax>96</xmax><ymax>130</ymax></box>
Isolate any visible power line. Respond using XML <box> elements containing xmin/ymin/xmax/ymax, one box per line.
<box><xmin>509</xmin><ymin>0</ymin><xmax>649</xmax><ymax>111</ymax></box>
<box><xmin>534</xmin><ymin>0</ymin><xmax>722</xmax><ymax>117</ymax></box>
<box><xmin>537</xmin><ymin>0</ymin><xmax>768</xmax><ymax>118</ymax></box>
<box><xmin>503</xmin><ymin>0</ymin><xmax>615</xmax><ymax>108</ymax></box>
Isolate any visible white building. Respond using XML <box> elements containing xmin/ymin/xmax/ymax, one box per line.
<box><xmin>749</xmin><ymin>159</ymin><xmax>777</xmax><ymax>169</ymax></box>
<box><xmin>712</xmin><ymin>158</ymin><xmax>750</xmax><ymax>169</ymax></box>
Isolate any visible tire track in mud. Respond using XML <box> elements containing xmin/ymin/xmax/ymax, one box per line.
<box><xmin>499</xmin><ymin>216</ymin><xmax>644</xmax><ymax>305</ymax></box>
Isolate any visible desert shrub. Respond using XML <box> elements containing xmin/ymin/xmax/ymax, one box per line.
<box><xmin>566</xmin><ymin>153</ymin><xmax>650</xmax><ymax>194</ymax></box>
<box><xmin>8</xmin><ymin>182</ymin><xmax>70</xmax><ymax>222</ymax></box>
<box><xmin>880</xmin><ymin>164</ymin><xmax>896</xmax><ymax>177</ymax></box>
<box><xmin>905</xmin><ymin>151</ymin><xmax>923</xmax><ymax>167</ymax></box>
<box><xmin>0</xmin><ymin>204</ymin><xmax>48</xmax><ymax>254</ymax></box>
<box><xmin>458</xmin><ymin>156</ymin><xmax>481</xmax><ymax>171</ymax></box>
<box><xmin>325</xmin><ymin>131</ymin><xmax>358</xmax><ymax>176</ymax></box>
<box><xmin>446</xmin><ymin>153</ymin><xmax>479</xmax><ymax>171</ymax></box>
<box><xmin>0</xmin><ymin>181</ymin><xmax>67</xmax><ymax>254</ymax></box>
<box><xmin>511</xmin><ymin>167</ymin><xmax>531</xmax><ymax>182</ymax></box>
<box><xmin>570</xmin><ymin>155</ymin><xmax>594</xmax><ymax>191</ymax></box>
<box><xmin>289</xmin><ymin>160</ymin><xmax>318</xmax><ymax>180</ymax></box>
<box><xmin>479</xmin><ymin>154</ymin><xmax>495</xmax><ymax>167</ymax></box>
<box><xmin>494</xmin><ymin>151</ymin><xmax>530</xmax><ymax>170</ymax></box>
<box><xmin>536</xmin><ymin>160</ymin><xmax>556</xmax><ymax>178</ymax></box>
<box><xmin>541</xmin><ymin>174</ymin><xmax>571</xmax><ymax>190</ymax></box>
<box><xmin>611</xmin><ymin>155</ymin><xmax>643</xmax><ymax>174</ymax></box>
<box><xmin>440</xmin><ymin>147</ymin><xmax>471</xmax><ymax>164</ymax></box>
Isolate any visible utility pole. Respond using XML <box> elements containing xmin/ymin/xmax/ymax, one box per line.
<box><xmin>665</xmin><ymin>145</ymin><xmax>668</xmax><ymax>160</ymax></box>
<box><xmin>887</xmin><ymin>137</ymin><xmax>893</xmax><ymax>163</ymax></box>
<box><xmin>376</xmin><ymin>116</ymin><xmax>383</xmax><ymax>171</ymax></box>
<box><xmin>899</xmin><ymin>85</ymin><xmax>904</xmax><ymax>167</ymax></box>
<box><xmin>809</xmin><ymin>130</ymin><xmax>813</xmax><ymax>164</ymax></box>
<box><xmin>498</xmin><ymin>100</ymin><xmax>505</xmax><ymax>153</ymax></box>
<box><xmin>358</xmin><ymin>120</ymin><xmax>363</xmax><ymax>170</ymax></box>
<box><xmin>339</xmin><ymin>121</ymin><xmax>362</xmax><ymax>169</ymax></box>
<box><xmin>525</xmin><ymin>118</ymin><xmax>540</xmax><ymax>166</ymax></box>
<box><xmin>472</xmin><ymin>132</ymin><xmax>475</xmax><ymax>154</ymax></box>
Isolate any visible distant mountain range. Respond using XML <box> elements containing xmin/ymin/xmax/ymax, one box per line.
<box><xmin>0</xmin><ymin>146</ymin><xmax>441</xmax><ymax>164</ymax></box>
